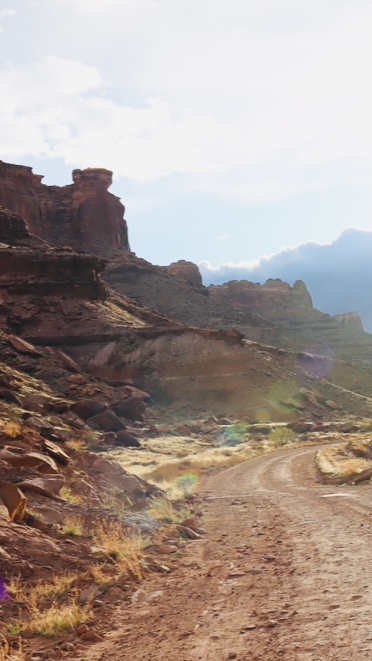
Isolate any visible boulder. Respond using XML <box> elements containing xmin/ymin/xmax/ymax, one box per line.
<box><xmin>21</xmin><ymin>394</ymin><xmax>47</xmax><ymax>413</ymax></box>
<box><xmin>112</xmin><ymin>396</ymin><xmax>146</xmax><ymax>421</ymax></box>
<box><xmin>42</xmin><ymin>439</ymin><xmax>71</xmax><ymax>466</ymax></box>
<box><xmin>87</xmin><ymin>409</ymin><xmax>125</xmax><ymax>432</ymax></box>
<box><xmin>0</xmin><ymin>449</ymin><xmax>59</xmax><ymax>474</ymax></box>
<box><xmin>115</xmin><ymin>430</ymin><xmax>141</xmax><ymax>448</ymax></box>
<box><xmin>72</xmin><ymin>399</ymin><xmax>107</xmax><ymax>420</ymax></box>
<box><xmin>24</xmin><ymin>416</ymin><xmax>54</xmax><ymax>434</ymax></box>
<box><xmin>0</xmin><ymin>480</ymin><xmax>27</xmax><ymax>521</ymax></box>
<box><xmin>17</xmin><ymin>475</ymin><xmax>65</xmax><ymax>498</ymax></box>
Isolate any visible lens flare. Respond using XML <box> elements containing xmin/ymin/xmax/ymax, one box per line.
<box><xmin>175</xmin><ymin>471</ymin><xmax>200</xmax><ymax>494</ymax></box>
<box><xmin>0</xmin><ymin>579</ymin><xmax>9</xmax><ymax>601</ymax></box>
<box><xmin>299</xmin><ymin>345</ymin><xmax>335</xmax><ymax>380</ymax></box>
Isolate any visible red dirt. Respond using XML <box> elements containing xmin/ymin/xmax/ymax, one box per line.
<box><xmin>68</xmin><ymin>446</ymin><xmax>372</xmax><ymax>661</ymax></box>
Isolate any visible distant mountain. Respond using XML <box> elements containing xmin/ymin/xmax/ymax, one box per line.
<box><xmin>200</xmin><ymin>229</ymin><xmax>372</xmax><ymax>332</ymax></box>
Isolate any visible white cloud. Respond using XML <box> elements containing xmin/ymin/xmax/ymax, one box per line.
<box><xmin>1</xmin><ymin>1</ymin><xmax>372</xmax><ymax>198</ymax></box>
<box><xmin>0</xmin><ymin>8</ymin><xmax>15</xmax><ymax>31</ymax></box>
<box><xmin>49</xmin><ymin>0</ymin><xmax>156</xmax><ymax>15</ymax></box>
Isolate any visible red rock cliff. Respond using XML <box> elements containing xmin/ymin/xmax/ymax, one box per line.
<box><xmin>208</xmin><ymin>278</ymin><xmax>315</xmax><ymax>322</ymax></box>
<box><xmin>0</xmin><ymin>160</ymin><xmax>130</xmax><ymax>256</ymax></box>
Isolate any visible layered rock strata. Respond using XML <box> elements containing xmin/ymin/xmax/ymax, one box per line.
<box><xmin>0</xmin><ymin>160</ymin><xmax>129</xmax><ymax>256</ymax></box>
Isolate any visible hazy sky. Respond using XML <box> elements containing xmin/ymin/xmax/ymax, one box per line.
<box><xmin>1</xmin><ymin>0</ymin><xmax>371</xmax><ymax>270</ymax></box>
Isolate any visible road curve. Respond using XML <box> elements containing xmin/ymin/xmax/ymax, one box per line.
<box><xmin>78</xmin><ymin>446</ymin><xmax>372</xmax><ymax>661</ymax></box>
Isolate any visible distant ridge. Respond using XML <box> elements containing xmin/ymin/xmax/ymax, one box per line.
<box><xmin>200</xmin><ymin>229</ymin><xmax>372</xmax><ymax>332</ymax></box>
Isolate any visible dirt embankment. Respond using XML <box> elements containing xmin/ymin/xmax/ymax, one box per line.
<box><xmin>74</xmin><ymin>446</ymin><xmax>372</xmax><ymax>661</ymax></box>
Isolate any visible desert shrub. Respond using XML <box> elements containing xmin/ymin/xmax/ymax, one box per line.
<box><xmin>269</xmin><ymin>427</ymin><xmax>296</xmax><ymax>446</ymax></box>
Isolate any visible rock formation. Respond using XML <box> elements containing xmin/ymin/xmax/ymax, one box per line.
<box><xmin>207</xmin><ymin>279</ymin><xmax>315</xmax><ymax>322</ymax></box>
<box><xmin>161</xmin><ymin>260</ymin><xmax>204</xmax><ymax>289</ymax></box>
<box><xmin>0</xmin><ymin>206</ymin><xmax>107</xmax><ymax>302</ymax></box>
<box><xmin>334</xmin><ymin>312</ymin><xmax>364</xmax><ymax>332</ymax></box>
<box><xmin>0</xmin><ymin>160</ymin><xmax>130</xmax><ymax>256</ymax></box>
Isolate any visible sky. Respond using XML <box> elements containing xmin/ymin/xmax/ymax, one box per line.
<box><xmin>1</xmin><ymin>0</ymin><xmax>372</xmax><ymax>274</ymax></box>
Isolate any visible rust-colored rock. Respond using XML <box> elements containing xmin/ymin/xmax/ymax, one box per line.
<box><xmin>0</xmin><ymin>480</ymin><xmax>27</xmax><ymax>521</ymax></box>
<box><xmin>0</xmin><ymin>160</ymin><xmax>130</xmax><ymax>256</ymax></box>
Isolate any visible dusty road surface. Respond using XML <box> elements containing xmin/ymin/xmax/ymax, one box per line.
<box><xmin>83</xmin><ymin>446</ymin><xmax>372</xmax><ymax>661</ymax></box>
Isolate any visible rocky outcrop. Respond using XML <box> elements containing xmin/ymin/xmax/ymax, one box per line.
<box><xmin>334</xmin><ymin>312</ymin><xmax>364</xmax><ymax>332</ymax></box>
<box><xmin>0</xmin><ymin>206</ymin><xmax>107</xmax><ymax>301</ymax></box>
<box><xmin>0</xmin><ymin>160</ymin><xmax>130</xmax><ymax>256</ymax></box>
<box><xmin>161</xmin><ymin>260</ymin><xmax>203</xmax><ymax>289</ymax></box>
<box><xmin>208</xmin><ymin>279</ymin><xmax>315</xmax><ymax>322</ymax></box>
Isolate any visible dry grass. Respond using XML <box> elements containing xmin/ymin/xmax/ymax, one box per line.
<box><xmin>9</xmin><ymin>574</ymin><xmax>77</xmax><ymax>607</ymax></box>
<box><xmin>93</xmin><ymin>520</ymin><xmax>145</xmax><ymax>578</ymax></box>
<box><xmin>0</xmin><ymin>637</ymin><xmax>24</xmax><ymax>661</ymax></box>
<box><xmin>147</xmin><ymin>497</ymin><xmax>193</xmax><ymax>524</ymax></box>
<box><xmin>2</xmin><ymin>421</ymin><xmax>22</xmax><ymax>439</ymax></box>
<box><xmin>89</xmin><ymin>563</ymin><xmax>111</xmax><ymax>584</ymax></box>
<box><xmin>60</xmin><ymin>486</ymin><xmax>83</xmax><ymax>505</ymax></box>
<box><xmin>27</xmin><ymin>601</ymin><xmax>92</xmax><ymax>638</ymax></box>
<box><xmin>61</xmin><ymin>516</ymin><xmax>84</xmax><ymax>537</ymax></box>
<box><xmin>316</xmin><ymin>440</ymin><xmax>372</xmax><ymax>481</ymax></box>
<box><xmin>65</xmin><ymin>438</ymin><xmax>86</xmax><ymax>452</ymax></box>
<box><xmin>6</xmin><ymin>574</ymin><xmax>90</xmax><ymax>638</ymax></box>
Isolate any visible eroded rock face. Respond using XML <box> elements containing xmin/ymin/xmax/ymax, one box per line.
<box><xmin>208</xmin><ymin>279</ymin><xmax>314</xmax><ymax>322</ymax></box>
<box><xmin>0</xmin><ymin>205</ymin><xmax>107</xmax><ymax>301</ymax></box>
<box><xmin>334</xmin><ymin>312</ymin><xmax>364</xmax><ymax>332</ymax></box>
<box><xmin>161</xmin><ymin>260</ymin><xmax>203</xmax><ymax>289</ymax></box>
<box><xmin>0</xmin><ymin>160</ymin><xmax>130</xmax><ymax>256</ymax></box>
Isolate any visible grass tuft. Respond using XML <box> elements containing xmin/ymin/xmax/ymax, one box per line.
<box><xmin>93</xmin><ymin>520</ymin><xmax>145</xmax><ymax>578</ymax></box>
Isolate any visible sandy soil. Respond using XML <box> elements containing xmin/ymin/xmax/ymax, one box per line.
<box><xmin>73</xmin><ymin>446</ymin><xmax>372</xmax><ymax>661</ymax></box>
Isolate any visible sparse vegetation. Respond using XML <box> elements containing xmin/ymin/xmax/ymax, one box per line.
<box><xmin>93</xmin><ymin>520</ymin><xmax>145</xmax><ymax>578</ymax></box>
<box><xmin>2</xmin><ymin>421</ymin><xmax>22</xmax><ymax>439</ymax></box>
<box><xmin>27</xmin><ymin>601</ymin><xmax>92</xmax><ymax>638</ymax></box>
<box><xmin>269</xmin><ymin>426</ymin><xmax>296</xmax><ymax>446</ymax></box>
<box><xmin>61</xmin><ymin>516</ymin><xmax>84</xmax><ymax>537</ymax></box>
<box><xmin>60</xmin><ymin>485</ymin><xmax>83</xmax><ymax>505</ymax></box>
<box><xmin>65</xmin><ymin>438</ymin><xmax>86</xmax><ymax>451</ymax></box>
<box><xmin>6</xmin><ymin>574</ymin><xmax>89</xmax><ymax>638</ymax></box>
<box><xmin>316</xmin><ymin>439</ymin><xmax>372</xmax><ymax>482</ymax></box>
<box><xmin>148</xmin><ymin>497</ymin><xmax>193</xmax><ymax>524</ymax></box>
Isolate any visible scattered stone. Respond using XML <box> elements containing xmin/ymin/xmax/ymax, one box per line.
<box><xmin>67</xmin><ymin>374</ymin><xmax>86</xmax><ymax>385</ymax></box>
<box><xmin>177</xmin><ymin>525</ymin><xmax>201</xmax><ymax>540</ymax></box>
<box><xmin>240</xmin><ymin>624</ymin><xmax>257</xmax><ymax>632</ymax></box>
<box><xmin>55</xmin><ymin>349</ymin><xmax>81</xmax><ymax>372</ymax></box>
<box><xmin>7</xmin><ymin>335</ymin><xmax>42</xmax><ymax>356</ymax></box>
<box><xmin>42</xmin><ymin>439</ymin><xmax>70</xmax><ymax>465</ymax></box>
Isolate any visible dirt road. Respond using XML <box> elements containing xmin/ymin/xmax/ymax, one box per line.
<box><xmin>84</xmin><ymin>446</ymin><xmax>372</xmax><ymax>661</ymax></box>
